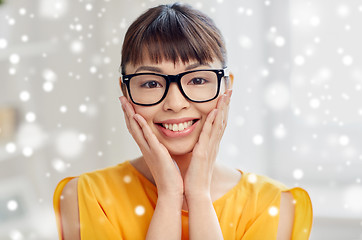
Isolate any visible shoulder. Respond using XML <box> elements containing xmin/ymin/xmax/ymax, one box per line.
<box><xmin>86</xmin><ymin>161</ymin><xmax>130</xmax><ymax>177</ymax></box>
<box><xmin>60</xmin><ymin>178</ymin><xmax>80</xmax><ymax>240</ymax></box>
<box><xmin>280</xmin><ymin>191</ymin><xmax>295</xmax><ymax>214</ymax></box>
<box><xmin>242</xmin><ymin>174</ymin><xmax>302</xmax><ymax>239</ymax></box>
<box><xmin>248</xmin><ymin>173</ymin><xmax>287</xmax><ymax>189</ymax></box>
<box><xmin>240</xmin><ymin>173</ymin><xmax>294</xmax><ymax>216</ymax></box>
<box><xmin>61</xmin><ymin>177</ymin><xmax>79</xmax><ymax>201</ymax></box>
<box><xmin>79</xmin><ymin>161</ymin><xmax>131</xmax><ymax>186</ymax></box>
<box><xmin>60</xmin><ymin>178</ymin><xmax>79</xmax><ymax>211</ymax></box>
<box><xmin>242</xmin><ymin>173</ymin><xmax>287</xmax><ymax>198</ymax></box>
<box><xmin>243</xmin><ymin>174</ymin><xmax>296</xmax><ymax>239</ymax></box>
<box><xmin>276</xmin><ymin>192</ymin><xmax>295</xmax><ymax>240</ymax></box>
<box><xmin>75</xmin><ymin>161</ymin><xmax>138</xmax><ymax>200</ymax></box>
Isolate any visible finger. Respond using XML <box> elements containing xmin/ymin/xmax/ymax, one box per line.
<box><xmin>228</xmin><ymin>89</ymin><xmax>233</xmax><ymax>98</ymax></box>
<box><xmin>210</xmin><ymin>104</ymin><xmax>224</xmax><ymax>142</ymax></box>
<box><xmin>120</xmin><ymin>97</ymin><xmax>150</xmax><ymax>149</ymax></box>
<box><xmin>218</xmin><ymin>90</ymin><xmax>232</xmax><ymax>125</ymax></box>
<box><xmin>120</xmin><ymin>96</ymin><xmax>137</xmax><ymax>131</ymax></box>
<box><xmin>120</xmin><ymin>97</ymin><xmax>132</xmax><ymax>129</ymax></box>
<box><xmin>133</xmin><ymin>113</ymin><xmax>162</xmax><ymax>149</ymax></box>
<box><xmin>216</xmin><ymin>93</ymin><xmax>226</xmax><ymax>109</ymax></box>
<box><xmin>198</xmin><ymin>109</ymin><xmax>218</xmax><ymax>145</ymax></box>
<box><xmin>224</xmin><ymin>89</ymin><xmax>232</xmax><ymax>106</ymax></box>
<box><xmin>210</xmin><ymin>94</ymin><xmax>229</xmax><ymax>143</ymax></box>
<box><xmin>215</xmin><ymin>93</ymin><xmax>227</xmax><ymax>125</ymax></box>
<box><xmin>120</xmin><ymin>96</ymin><xmax>135</xmax><ymax>129</ymax></box>
<box><xmin>120</xmin><ymin>96</ymin><xmax>136</xmax><ymax>116</ymax></box>
<box><xmin>127</xmin><ymin>112</ymin><xmax>151</xmax><ymax>149</ymax></box>
<box><xmin>222</xmin><ymin>89</ymin><xmax>232</xmax><ymax>130</ymax></box>
<box><xmin>217</xmin><ymin>89</ymin><xmax>232</xmax><ymax>108</ymax></box>
<box><xmin>123</xmin><ymin>109</ymin><xmax>132</xmax><ymax>132</ymax></box>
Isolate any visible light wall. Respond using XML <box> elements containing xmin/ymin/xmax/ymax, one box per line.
<box><xmin>0</xmin><ymin>0</ymin><xmax>361</xmax><ymax>239</ymax></box>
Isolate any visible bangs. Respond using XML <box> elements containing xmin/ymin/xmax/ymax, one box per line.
<box><xmin>140</xmin><ymin>27</ymin><xmax>218</xmax><ymax>66</ymax></box>
<box><xmin>121</xmin><ymin>3</ymin><xmax>226</xmax><ymax>74</ymax></box>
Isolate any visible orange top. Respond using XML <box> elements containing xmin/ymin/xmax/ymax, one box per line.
<box><xmin>53</xmin><ymin>161</ymin><xmax>313</xmax><ymax>239</ymax></box>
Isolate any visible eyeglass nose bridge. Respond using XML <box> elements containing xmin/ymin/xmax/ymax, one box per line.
<box><xmin>162</xmin><ymin>74</ymin><xmax>190</xmax><ymax>102</ymax></box>
<box><xmin>165</xmin><ymin>74</ymin><xmax>181</xmax><ymax>84</ymax></box>
<box><xmin>164</xmin><ymin>74</ymin><xmax>184</xmax><ymax>93</ymax></box>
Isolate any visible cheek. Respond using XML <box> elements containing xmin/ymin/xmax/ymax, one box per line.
<box><xmin>132</xmin><ymin>105</ymin><xmax>156</xmax><ymax>124</ymax></box>
<box><xmin>195</xmin><ymin>100</ymin><xmax>218</xmax><ymax>118</ymax></box>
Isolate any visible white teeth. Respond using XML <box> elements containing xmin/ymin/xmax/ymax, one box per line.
<box><xmin>162</xmin><ymin>121</ymin><xmax>194</xmax><ymax>132</ymax></box>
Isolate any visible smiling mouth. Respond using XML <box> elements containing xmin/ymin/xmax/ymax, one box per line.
<box><xmin>157</xmin><ymin>120</ymin><xmax>199</xmax><ymax>132</ymax></box>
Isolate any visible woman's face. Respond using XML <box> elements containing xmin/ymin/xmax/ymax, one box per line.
<box><xmin>124</xmin><ymin>59</ymin><xmax>227</xmax><ymax>156</ymax></box>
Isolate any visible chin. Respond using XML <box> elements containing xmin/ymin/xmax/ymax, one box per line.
<box><xmin>168</xmin><ymin>148</ymin><xmax>193</xmax><ymax>156</ymax></box>
<box><xmin>164</xmin><ymin>141</ymin><xmax>196</xmax><ymax>156</ymax></box>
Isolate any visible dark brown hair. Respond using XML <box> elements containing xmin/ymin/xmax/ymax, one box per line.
<box><xmin>120</xmin><ymin>3</ymin><xmax>227</xmax><ymax>74</ymax></box>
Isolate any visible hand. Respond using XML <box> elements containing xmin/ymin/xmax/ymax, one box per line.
<box><xmin>120</xmin><ymin>96</ymin><xmax>184</xmax><ymax>198</ymax></box>
<box><xmin>184</xmin><ymin>89</ymin><xmax>232</xmax><ymax>199</ymax></box>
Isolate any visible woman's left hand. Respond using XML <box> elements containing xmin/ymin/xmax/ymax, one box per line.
<box><xmin>184</xmin><ymin>89</ymin><xmax>232</xmax><ymax>199</ymax></box>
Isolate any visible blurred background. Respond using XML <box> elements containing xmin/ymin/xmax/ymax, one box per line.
<box><xmin>0</xmin><ymin>0</ymin><xmax>362</xmax><ymax>239</ymax></box>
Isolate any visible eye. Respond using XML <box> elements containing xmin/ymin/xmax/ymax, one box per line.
<box><xmin>188</xmin><ymin>78</ymin><xmax>207</xmax><ymax>85</ymax></box>
<box><xmin>141</xmin><ymin>81</ymin><xmax>163</xmax><ymax>88</ymax></box>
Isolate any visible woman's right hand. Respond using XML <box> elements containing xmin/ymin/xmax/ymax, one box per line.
<box><xmin>120</xmin><ymin>96</ymin><xmax>184</xmax><ymax>198</ymax></box>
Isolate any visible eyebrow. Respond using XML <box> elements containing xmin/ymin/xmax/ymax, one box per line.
<box><xmin>134</xmin><ymin>63</ymin><xmax>212</xmax><ymax>74</ymax></box>
<box><xmin>134</xmin><ymin>66</ymin><xmax>162</xmax><ymax>73</ymax></box>
<box><xmin>185</xmin><ymin>63</ymin><xmax>211</xmax><ymax>70</ymax></box>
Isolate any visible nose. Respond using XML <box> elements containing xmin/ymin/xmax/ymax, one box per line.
<box><xmin>162</xmin><ymin>83</ymin><xmax>190</xmax><ymax>112</ymax></box>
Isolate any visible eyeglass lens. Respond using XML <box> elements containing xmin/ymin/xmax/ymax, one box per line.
<box><xmin>129</xmin><ymin>71</ymin><xmax>221</xmax><ymax>105</ymax></box>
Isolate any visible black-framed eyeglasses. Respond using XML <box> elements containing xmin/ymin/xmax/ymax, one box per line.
<box><xmin>121</xmin><ymin>68</ymin><xmax>229</xmax><ymax>106</ymax></box>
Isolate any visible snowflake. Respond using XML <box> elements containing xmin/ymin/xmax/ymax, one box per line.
<box><xmin>293</xmin><ymin>169</ymin><xmax>304</xmax><ymax>180</ymax></box>
<box><xmin>252</xmin><ymin>135</ymin><xmax>264</xmax><ymax>145</ymax></box>
<box><xmin>123</xmin><ymin>175</ymin><xmax>131</xmax><ymax>183</ymax></box>
<box><xmin>9</xmin><ymin>54</ymin><xmax>20</xmax><ymax>64</ymax></box>
<box><xmin>0</xmin><ymin>38</ymin><xmax>8</xmax><ymax>48</ymax></box>
<box><xmin>5</xmin><ymin>143</ymin><xmax>17</xmax><ymax>154</ymax></box>
<box><xmin>25</xmin><ymin>112</ymin><xmax>36</xmax><ymax>122</ymax></box>
<box><xmin>135</xmin><ymin>205</ymin><xmax>145</xmax><ymax>216</ymax></box>
<box><xmin>19</xmin><ymin>91</ymin><xmax>30</xmax><ymax>102</ymax></box>
<box><xmin>268</xmin><ymin>206</ymin><xmax>279</xmax><ymax>217</ymax></box>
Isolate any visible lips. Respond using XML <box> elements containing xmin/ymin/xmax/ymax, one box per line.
<box><xmin>155</xmin><ymin>118</ymin><xmax>199</xmax><ymax>138</ymax></box>
<box><xmin>162</xmin><ymin>120</ymin><xmax>195</xmax><ymax>132</ymax></box>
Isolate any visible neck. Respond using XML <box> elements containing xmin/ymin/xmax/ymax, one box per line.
<box><xmin>171</xmin><ymin>152</ymin><xmax>193</xmax><ymax>179</ymax></box>
<box><xmin>134</xmin><ymin>152</ymin><xmax>195</xmax><ymax>187</ymax></box>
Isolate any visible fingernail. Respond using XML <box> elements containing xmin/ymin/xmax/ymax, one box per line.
<box><xmin>120</xmin><ymin>97</ymin><xmax>127</xmax><ymax>107</ymax></box>
<box><xmin>223</xmin><ymin>94</ymin><xmax>227</xmax><ymax>101</ymax></box>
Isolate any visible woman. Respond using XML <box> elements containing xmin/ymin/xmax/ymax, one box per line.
<box><xmin>54</xmin><ymin>3</ymin><xmax>312</xmax><ymax>239</ymax></box>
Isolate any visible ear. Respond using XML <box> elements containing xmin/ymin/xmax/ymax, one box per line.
<box><xmin>228</xmin><ymin>72</ymin><xmax>234</xmax><ymax>89</ymax></box>
<box><xmin>119</xmin><ymin>77</ymin><xmax>128</xmax><ymax>97</ymax></box>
